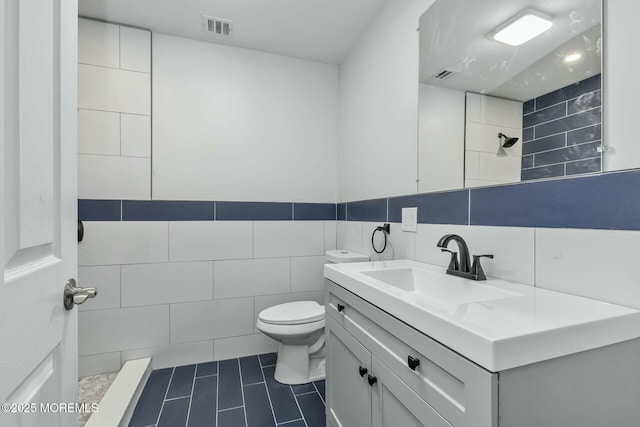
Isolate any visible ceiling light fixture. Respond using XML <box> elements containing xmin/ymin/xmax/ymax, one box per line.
<box><xmin>491</xmin><ymin>11</ymin><xmax>553</xmax><ymax>46</ymax></box>
<box><xmin>564</xmin><ymin>52</ymin><xmax>582</xmax><ymax>63</ymax></box>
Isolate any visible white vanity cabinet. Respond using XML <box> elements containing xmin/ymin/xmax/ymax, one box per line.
<box><xmin>325</xmin><ymin>280</ymin><xmax>497</xmax><ymax>427</ymax></box>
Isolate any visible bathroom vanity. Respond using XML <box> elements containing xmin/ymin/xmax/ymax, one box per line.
<box><xmin>324</xmin><ymin>260</ymin><xmax>640</xmax><ymax>427</ymax></box>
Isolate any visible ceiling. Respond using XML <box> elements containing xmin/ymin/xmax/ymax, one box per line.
<box><xmin>419</xmin><ymin>0</ymin><xmax>601</xmax><ymax>101</ymax></box>
<box><xmin>78</xmin><ymin>0</ymin><xmax>387</xmax><ymax>64</ymax></box>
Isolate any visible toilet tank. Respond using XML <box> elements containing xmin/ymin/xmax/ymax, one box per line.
<box><xmin>325</xmin><ymin>249</ymin><xmax>369</xmax><ymax>264</ymax></box>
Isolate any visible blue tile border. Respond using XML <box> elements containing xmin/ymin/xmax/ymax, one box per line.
<box><xmin>387</xmin><ymin>190</ymin><xmax>469</xmax><ymax>225</ymax></box>
<box><xmin>122</xmin><ymin>201</ymin><xmax>214</xmax><ymax>221</ymax></box>
<box><xmin>217</xmin><ymin>201</ymin><xmax>292</xmax><ymax>221</ymax></box>
<box><xmin>294</xmin><ymin>203</ymin><xmax>337</xmax><ymax>220</ymax></box>
<box><xmin>78</xmin><ymin>199</ymin><xmax>121</xmax><ymax>221</ymax></box>
<box><xmin>346</xmin><ymin>198</ymin><xmax>387</xmax><ymax>222</ymax></box>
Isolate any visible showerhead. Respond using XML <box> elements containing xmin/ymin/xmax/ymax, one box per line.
<box><xmin>498</xmin><ymin>132</ymin><xmax>519</xmax><ymax>148</ymax></box>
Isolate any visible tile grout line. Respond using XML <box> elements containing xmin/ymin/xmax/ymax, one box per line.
<box><xmin>217</xmin><ymin>404</ymin><xmax>244</xmax><ymax>412</ymax></box>
<box><xmin>289</xmin><ymin>384</ymin><xmax>309</xmax><ymax>427</ymax></box>
<box><xmin>154</xmin><ymin>367</ymin><xmax>175</xmax><ymax>425</ymax></box>
<box><xmin>523</xmin><ymin>104</ymin><xmax>600</xmax><ymax>129</ymax></box>
<box><xmin>237</xmin><ymin>358</ymin><xmax>249</xmax><ymax>427</ymax></box>
<box><xmin>184</xmin><ymin>366</ymin><xmax>197</xmax><ymax>426</ymax></box>
<box><xmin>215</xmin><ymin>361</ymin><xmax>220</xmax><ymax>427</ymax></box>
<box><xmin>312</xmin><ymin>382</ymin><xmax>325</xmax><ymax>405</ymax></box>
<box><xmin>259</xmin><ymin>360</ymin><xmax>278</xmax><ymax>425</ymax></box>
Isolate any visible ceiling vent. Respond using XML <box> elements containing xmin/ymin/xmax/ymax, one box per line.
<box><xmin>433</xmin><ymin>69</ymin><xmax>457</xmax><ymax>80</ymax></box>
<box><xmin>202</xmin><ymin>15</ymin><xmax>233</xmax><ymax>37</ymax></box>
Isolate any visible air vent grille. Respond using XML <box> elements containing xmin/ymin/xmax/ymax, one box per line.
<box><xmin>433</xmin><ymin>69</ymin><xmax>457</xmax><ymax>80</ymax></box>
<box><xmin>202</xmin><ymin>15</ymin><xmax>233</xmax><ymax>37</ymax></box>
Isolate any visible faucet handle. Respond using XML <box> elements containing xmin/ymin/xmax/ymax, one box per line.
<box><xmin>441</xmin><ymin>248</ymin><xmax>459</xmax><ymax>271</ymax></box>
<box><xmin>471</xmin><ymin>254</ymin><xmax>493</xmax><ymax>280</ymax></box>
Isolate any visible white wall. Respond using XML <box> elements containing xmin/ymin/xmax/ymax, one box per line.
<box><xmin>338</xmin><ymin>0</ymin><xmax>434</xmax><ymax>202</ymax></box>
<box><xmin>418</xmin><ymin>84</ymin><xmax>465</xmax><ymax>193</ymax></box>
<box><xmin>152</xmin><ymin>33</ymin><xmax>339</xmax><ymax>202</ymax></box>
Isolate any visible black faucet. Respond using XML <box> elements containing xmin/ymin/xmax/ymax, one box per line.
<box><xmin>436</xmin><ymin>234</ymin><xmax>493</xmax><ymax>281</ymax></box>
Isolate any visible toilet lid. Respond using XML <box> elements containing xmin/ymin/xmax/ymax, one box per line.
<box><xmin>259</xmin><ymin>301</ymin><xmax>325</xmax><ymax>325</ymax></box>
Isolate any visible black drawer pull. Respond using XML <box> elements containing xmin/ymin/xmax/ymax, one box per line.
<box><xmin>367</xmin><ymin>375</ymin><xmax>377</xmax><ymax>386</ymax></box>
<box><xmin>337</xmin><ymin>304</ymin><xmax>345</xmax><ymax>312</ymax></box>
<box><xmin>359</xmin><ymin>366</ymin><xmax>368</xmax><ymax>377</ymax></box>
<box><xmin>408</xmin><ymin>356</ymin><xmax>420</xmax><ymax>371</ymax></box>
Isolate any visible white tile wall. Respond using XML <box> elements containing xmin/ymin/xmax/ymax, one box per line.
<box><xmin>254</xmin><ymin>221</ymin><xmax>325</xmax><ymax>258</ymax></box>
<box><xmin>291</xmin><ymin>256</ymin><xmax>327</xmax><ymax>292</ymax></box>
<box><xmin>79</xmin><ymin>352</ymin><xmax>122</xmax><ymax>377</ymax></box>
<box><xmin>119</xmin><ymin>26</ymin><xmax>151</xmax><ymax>73</ymax></box>
<box><xmin>78</xmin><ymin>221</ymin><xmax>168</xmax><ymax>266</ymax></box>
<box><xmin>79</xmin><ymin>305</ymin><xmax>170</xmax><ymax>356</ymax></box>
<box><xmin>213</xmin><ymin>334</ymin><xmax>278</xmax><ymax>361</ymax></box>
<box><xmin>214</xmin><ymin>258</ymin><xmax>290</xmax><ymax>299</ymax></box>
<box><xmin>78</xmin><ymin>154</ymin><xmax>151</xmax><ymax>200</ymax></box>
<box><xmin>121</xmin><ymin>261</ymin><xmax>214</xmax><ymax>306</ymax></box>
<box><xmin>121</xmin><ymin>340</ymin><xmax>214</xmax><ymax>370</ymax></box>
<box><xmin>78</xmin><ymin>265</ymin><xmax>121</xmax><ymax>311</ymax></box>
<box><xmin>324</xmin><ymin>220</ymin><xmax>337</xmax><ymax>251</ymax></box>
<box><xmin>337</xmin><ymin>221</ymin><xmax>363</xmax><ymax>254</ymax></box>
<box><xmin>120</xmin><ymin>114</ymin><xmax>151</xmax><ymax>158</ymax></box>
<box><xmin>170</xmin><ymin>298</ymin><xmax>254</xmax><ymax>344</ymax></box>
<box><xmin>78</xmin><ymin>109</ymin><xmax>120</xmax><ymax>155</ymax></box>
<box><xmin>78</xmin><ymin>19</ymin><xmax>120</xmax><ymax>68</ymax></box>
<box><xmin>169</xmin><ymin>221</ymin><xmax>253</xmax><ymax>262</ymax></box>
<box><xmin>78</xmin><ymin>64</ymin><xmax>151</xmax><ymax>115</ymax></box>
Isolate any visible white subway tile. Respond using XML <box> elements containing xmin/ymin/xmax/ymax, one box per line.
<box><xmin>78</xmin><ymin>352</ymin><xmax>122</xmax><ymax>377</ymax></box>
<box><xmin>122</xmin><ymin>341</ymin><xmax>214</xmax><ymax>370</ymax></box>
<box><xmin>78</xmin><ymin>64</ymin><xmax>150</xmax><ymax>114</ymax></box>
<box><xmin>415</xmin><ymin>224</ymin><xmax>535</xmax><ymax>285</ymax></box>
<box><xmin>79</xmin><ymin>305</ymin><xmax>169</xmax><ymax>355</ymax></box>
<box><xmin>214</xmin><ymin>258</ymin><xmax>290</xmax><ymax>299</ymax></box>
<box><xmin>121</xmin><ymin>261</ymin><xmax>213</xmax><ymax>307</ymax></box>
<box><xmin>78</xmin><ymin>19</ymin><xmax>120</xmax><ymax>68</ymax></box>
<box><xmin>78</xmin><ymin>265</ymin><xmax>121</xmax><ymax>311</ymax></box>
<box><xmin>291</xmin><ymin>256</ymin><xmax>326</xmax><ymax>292</ymax></box>
<box><xmin>214</xmin><ymin>334</ymin><xmax>278</xmax><ymax>361</ymax></box>
<box><xmin>78</xmin><ymin>221</ymin><xmax>168</xmax><ymax>266</ymax></box>
<box><xmin>119</xmin><ymin>26</ymin><xmax>151</xmax><ymax>73</ymax></box>
<box><xmin>170</xmin><ymin>298</ymin><xmax>254</xmax><ymax>344</ymax></box>
<box><xmin>78</xmin><ymin>109</ymin><xmax>120</xmax><ymax>156</ymax></box>
<box><xmin>78</xmin><ymin>154</ymin><xmax>151</xmax><ymax>200</ymax></box>
<box><xmin>324</xmin><ymin>221</ymin><xmax>337</xmax><ymax>251</ymax></box>
<box><xmin>121</xmin><ymin>114</ymin><xmax>151</xmax><ymax>158</ymax></box>
<box><xmin>388</xmin><ymin>223</ymin><xmax>416</xmax><ymax>261</ymax></box>
<box><xmin>476</xmin><ymin>151</ymin><xmax>521</xmax><ymax>183</ymax></box>
<box><xmin>169</xmin><ymin>221</ymin><xmax>253</xmax><ymax>262</ymax></box>
<box><xmin>254</xmin><ymin>221</ymin><xmax>324</xmax><ymax>258</ymax></box>
<box><xmin>254</xmin><ymin>291</ymin><xmax>324</xmax><ymax>332</ymax></box>
<box><xmin>536</xmin><ymin>228</ymin><xmax>640</xmax><ymax>309</ymax></box>
<box><xmin>337</xmin><ymin>221</ymin><xmax>362</xmax><ymax>253</ymax></box>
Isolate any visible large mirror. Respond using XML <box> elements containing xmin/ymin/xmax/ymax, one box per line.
<box><xmin>418</xmin><ymin>0</ymin><xmax>602</xmax><ymax>192</ymax></box>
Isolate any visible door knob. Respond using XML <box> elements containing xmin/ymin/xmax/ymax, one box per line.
<box><xmin>63</xmin><ymin>278</ymin><xmax>98</xmax><ymax>310</ymax></box>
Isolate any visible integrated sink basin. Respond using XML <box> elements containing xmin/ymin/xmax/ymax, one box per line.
<box><xmin>324</xmin><ymin>259</ymin><xmax>640</xmax><ymax>372</ymax></box>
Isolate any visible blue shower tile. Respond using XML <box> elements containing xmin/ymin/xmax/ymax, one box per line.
<box><xmin>568</xmin><ymin>90</ymin><xmax>601</xmax><ymax>114</ymax></box>
<box><xmin>536</xmin><ymin>74</ymin><xmax>601</xmax><ymax>109</ymax></box>
<box><xmin>523</xmin><ymin>99</ymin><xmax>535</xmax><ymax>115</ymax></box>
<box><xmin>157</xmin><ymin>396</ymin><xmax>189</xmax><ymax>427</ymax></box>
<box><xmin>523</xmin><ymin>102</ymin><xmax>566</xmax><ymax>128</ymax></box>
<box><xmin>78</xmin><ymin>199</ymin><xmax>121</xmax><ymax>221</ymax></box>
<box><xmin>534</xmin><ymin>107</ymin><xmax>601</xmax><ymax>139</ymax></box>
<box><xmin>522</xmin><ymin>134</ymin><xmax>565</xmax><ymax>156</ymax></box>
<box><xmin>566</xmin><ymin>157</ymin><xmax>601</xmax><ymax>176</ymax></box>
<box><xmin>387</xmin><ymin>190</ymin><xmax>469</xmax><ymax>225</ymax></box>
<box><xmin>521</xmin><ymin>155</ymin><xmax>534</xmax><ymax>169</ymax></box>
<box><xmin>187</xmin><ymin>375</ymin><xmax>217</xmax><ymax>427</ymax></box>
<box><xmin>521</xmin><ymin>164</ymin><xmax>565</xmax><ymax>181</ymax></box>
<box><xmin>166</xmin><ymin>365</ymin><xmax>196</xmax><ymax>399</ymax></box>
<box><xmin>216</xmin><ymin>201</ymin><xmax>292</xmax><ymax>221</ymax></box>
<box><xmin>244</xmin><ymin>383</ymin><xmax>276</xmax><ymax>427</ymax></box>
<box><xmin>129</xmin><ymin>368</ymin><xmax>173</xmax><ymax>427</ymax></box>
<box><xmin>294</xmin><ymin>203</ymin><xmax>337</xmax><ymax>220</ymax></box>
<box><xmin>470</xmin><ymin>170</ymin><xmax>640</xmax><ymax>229</ymax></box>
<box><xmin>534</xmin><ymin>141</ymin><xmax>600</xmax><ymax>167</ymax></box>
<box><xmin>195</xmin><ymin>361</ymin><xmax>218</xmax><ymax>377</ymax></box>
<box><xmin>296</xmin><ymin>392</ymin><xmax>326</xmax><ymax>427</ymax></box>
<box><xmin>259</xmin><ymin>353</ymin><xmax>277</xmax><ymax>366</ymax></box>
<box><xmin>523</xmin><ymin>127</ymin><xmax>534</xmax><ymax>142</ymax></box>
<box><xmin>291</xmin><ymin>383</ymin><xmax>316</xmax><ymax>394</ymax></box>
<box><xmin>567</xmin><ymin>124</ymin><xmax>601</xmax><ymax>145</ymax></box>
<box><xmin>218</xmin><ymin>359</ymin><xmax>243</xmax><ymax>410</ymax></box>
<box><xmin>314</xmin><ymin>380</ymin><xmax>325</xmax><ymax>401</ymax></box>
<box><xmin>240</xmin><ymin>355</ymin><xmax>264</xmax><ymax>385</ymax></box>
<box><xmin>122</xmin><ymin>200</ymin><xmax>214</xmax><ymax>221</ymax></box>
<box><xmin>262</xmin><ymin>366</ymin><xmax>302</xmax><ymax>423</ymax></box>
<box><xmin>281</xmin><ymin>420</ymin><xmax>306</xmax><ymax>427</ymax></box>
<box><xmin>346</xmin><ymin>198</ymin><xmax>387</xmax><ymax>222</ymax></box>
<box><xmin>217</xmin><ymin>407</ymin><xmax>246</xmax><ymax>427</ymax></box>
<box><xmin>337</xmin><ymin>203</ymin><xmax>347</xmax><ymax>220</ymax></box>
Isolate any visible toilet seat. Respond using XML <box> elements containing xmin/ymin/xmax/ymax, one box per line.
<box><xmin>258</xmin><ymin>301</ymin><xmax>324</xmax><ymax>325</ymax></box>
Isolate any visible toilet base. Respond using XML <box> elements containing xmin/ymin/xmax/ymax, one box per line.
<box><xmin>274</xmin><ymin>343</ymin><xmax>325</xmax><ymax>385</ymax></box>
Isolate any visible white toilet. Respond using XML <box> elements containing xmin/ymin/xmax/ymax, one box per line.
<box><xmin>256</xmin><ymin>249</ymin><xmax>369</xmax><ymax>384</ymax></box>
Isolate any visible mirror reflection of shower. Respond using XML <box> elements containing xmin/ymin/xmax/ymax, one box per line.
<box><xmin>497</xmin><ymin>133</ymin><xmax>519</xmax><ymax>157</ymax></box>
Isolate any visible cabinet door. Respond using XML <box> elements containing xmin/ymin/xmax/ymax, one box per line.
<box><xmin>372</xmin><ymin>356</ymin><xmax>452</xmax><ymax>427</ymax></box>
<box><xmin>326</xmin><ymin>316</ymin><xmax>372</xmax><ymax>427</ymax></box>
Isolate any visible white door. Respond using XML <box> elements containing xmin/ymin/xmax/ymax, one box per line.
<box><xmin>0</xmin><ymin>0</ymin><xmax>79</xmax><ymax>426</ymax></box>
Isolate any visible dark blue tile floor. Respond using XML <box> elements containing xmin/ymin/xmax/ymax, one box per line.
<box><xmin>129</xmin><ymin>353</ymin><xmax>326</xmax><ymax>427</ymax></box>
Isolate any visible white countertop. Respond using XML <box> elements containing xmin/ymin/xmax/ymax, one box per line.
<box><xmin>324</xmin><ymin>259</ymin><xmax>640</xmax><ymax>372</ymax></box>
